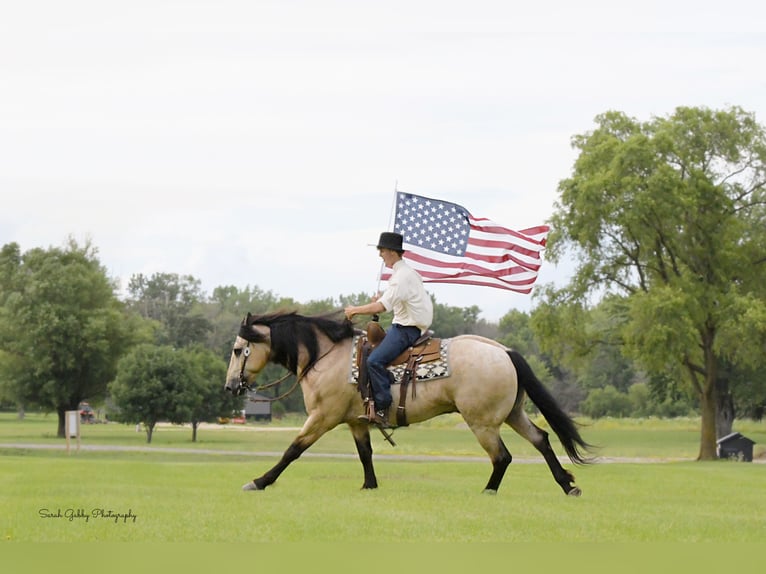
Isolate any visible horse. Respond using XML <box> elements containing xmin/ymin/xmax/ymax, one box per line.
<box><xmin>224</xmin><ymin>311</ymin><xmax>592</xmax><ymax>495</ymax></box>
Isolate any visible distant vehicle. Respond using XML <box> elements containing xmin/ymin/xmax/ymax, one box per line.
<box><xmin>78</xmin><ymin>402</ymin><xmax>95</xmax><ymax>423</ymax></box>
<box><xmin>218</xmin><ymin>411</ymin><xmax>247</xmax><ymax>425</ymax></box>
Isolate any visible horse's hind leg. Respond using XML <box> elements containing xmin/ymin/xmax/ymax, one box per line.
<box><xmin>506</xmin><ymin>409</ymin><xmax>581</xmax><ymax>496</ymax></box>
<box><xmin>349</xmin><ymin>423</ymin><xmax>378</xmax><ymax>489</ymax></box>
<box><xmin>465</xmin><ymin>423</ymin><xmax>513</xmax><ymax>494</ymax></box>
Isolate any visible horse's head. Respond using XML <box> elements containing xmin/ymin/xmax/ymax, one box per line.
<box><xmin>224</xmin><ymin>313</ymin><xmax>272</xmax><ymax>395</ymax></box>
<box><xmin>225</xmin><ymin>310</ymin><xmax>355</xmax><ymax>395</ymax></box>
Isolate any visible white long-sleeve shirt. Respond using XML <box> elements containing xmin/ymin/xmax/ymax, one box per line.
<box><xmin>378</xmin><ymin>260</ymin><xmax>433</xmax><ymax>333</ymax></box>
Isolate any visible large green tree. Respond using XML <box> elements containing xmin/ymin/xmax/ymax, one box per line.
<box><xmin>0</xmin><ymin>240</ymin><xmax>144</xmax><ymax>437</ymax></box>
<box><xmin>109</xmin><ymin>345</ymin><xmax>200</xmax><ymax>443</ymax></box>
<box><xmin>536</xmin><ymin>106</ymin><xmax>766</xmax><ymax>460</ymax></box>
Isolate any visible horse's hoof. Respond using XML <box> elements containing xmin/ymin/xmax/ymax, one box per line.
<box><xmin>242</xmin><ymin>481</ymin><xmax>260</xmax><ymax>492</ymax></box>
<box><xmin>482</xmin><ymin>488</ymin><xmax>498</xmax><ymax>495</ymax></box>
<box><xmin>567</xmin><ymin>487</ymin><xmax>582</xmax><ymax>497</ymax></box>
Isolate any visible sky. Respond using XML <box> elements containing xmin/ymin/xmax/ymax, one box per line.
<box><xmin>1</xmin><ymin>0</ymin><xmax>765</xmax><ymax>321</ymax></box>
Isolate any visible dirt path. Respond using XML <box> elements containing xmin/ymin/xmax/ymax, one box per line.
<box><xmin>1</xmin><ymin>441</ymin><xmax>736</xmax><ymax>463</ymax></box>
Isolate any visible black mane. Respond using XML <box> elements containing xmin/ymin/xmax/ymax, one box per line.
<box><xmin>238</xmin><ymin>311</ymin><xmax>355</xmax><ymax>375</ymax></box>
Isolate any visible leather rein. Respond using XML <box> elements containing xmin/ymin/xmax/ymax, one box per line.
<box><xmin>237</xmin><ymin>341</ymin><xmax>335</xmax><ymax>402</ymax></box>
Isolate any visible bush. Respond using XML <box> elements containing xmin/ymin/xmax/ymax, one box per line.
<box><xmin>581</xmin><ymin>385</ymin><xmax>633</xmax><ymax>418</ymax></box>
<box><xmin>653</xmin><ymin>396</ymin><xmax>697</xmax><ymax>418</ymax></box>
<box><xmin>582</xmin><ymin>382</ymin><xmax>699</xmax><ymax>419</ymax></box>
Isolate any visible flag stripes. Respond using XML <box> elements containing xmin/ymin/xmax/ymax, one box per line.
<box><xmin>380</xmin><ymin>192</ymin><xmax>549</xmax><ymax>293</ymax></box>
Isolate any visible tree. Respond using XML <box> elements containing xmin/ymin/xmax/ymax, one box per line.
<box><xmin>430</xmin><ymin>297</ymin><xmax>480</xmax><ymax>337</ymax></box>
<box><xmin>188</xmin><ymin>348</ymin><xmax>244</xmax><ymax>442</ymax></box>
<box><xmin>205</xmin><ymin>284</ymin><xmax>296</xmax><ymax>358</ymax></box>
<box><xmin>499</xmin><ymin>308</ymin><xmax>584</xmax><ymax>413</ymax></box>
<box><xmin>108</xmin><ymin>345</ymin><xmax>200</xmax><ymax>443</ymax></box>
<box><xmin>0</xmin><ymin>239</ymin><xmax>144</xmax><ymax>437</ymax></box>
<box><xmin>126</xmin><ymin>272</ymin><xmax>212</xmax><ymax>348</ymax></box>
<box><xmin>728</xmin><ymin>361</ymin><xmax>766</xmax><ymax>421</ymax></box>
<box><xmin>538</xmin><ymin>106</ymin><xmax>766</xmax><ymax>459</ymax></box>
<box><xmin>497</xmin><ymin>309</ymin><xmax>538</xmax><ymax>356</ymax></box>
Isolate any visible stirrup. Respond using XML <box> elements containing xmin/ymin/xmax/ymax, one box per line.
<box><xmin>359</xmin><ymin>401</ymin><xmax>396</xmax><ymax>446</ymax></box>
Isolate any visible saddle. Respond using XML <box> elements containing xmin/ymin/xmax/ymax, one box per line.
<box><xmin>356</xmin><ymin>321</ymin><xmax>442</xmax><ymax>428</ymax></box>
<box><xmin>358</xmin><ymin>321</ymin><xmax>442</xmax><ymax>367</ymax></box>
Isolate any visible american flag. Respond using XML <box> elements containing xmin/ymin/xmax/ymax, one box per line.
<box><xmin>380</xmin><ymin>192</ymin><xmax>550</xmax><ymax>293</ymax></box>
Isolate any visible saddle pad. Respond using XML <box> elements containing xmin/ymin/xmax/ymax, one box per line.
<box><xmin>348</xmin><ymin>334</ymin><xmax>451</xmax><ymax>384</ymax></box>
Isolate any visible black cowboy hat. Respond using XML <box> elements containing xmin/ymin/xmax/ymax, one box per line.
<box><xmin>376</xmin><ymin>232</ymin><xmax>404</xmax><ymax>252</ymax></box>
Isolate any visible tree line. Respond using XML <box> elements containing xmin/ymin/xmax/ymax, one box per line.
<box><xmin>1</xmin><ymin>105</ymin><xmax>764</xmax><ymax>459</ymax></box>
<box><xmin>0</xmin><ymin>244</ymin><xmax>501</xmax><ymax>442</ymax></box>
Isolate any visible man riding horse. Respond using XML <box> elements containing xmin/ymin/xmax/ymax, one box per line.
<box><xmin>344</xmin><ymin>232</ymin><xmax>433</xmax><ymax>428</ymax></box>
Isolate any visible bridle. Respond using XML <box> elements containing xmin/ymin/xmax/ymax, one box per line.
<box><xmin>236</xmin><ymin>343</ymin><xmax>254</xmax><ymax>392</ymax></box>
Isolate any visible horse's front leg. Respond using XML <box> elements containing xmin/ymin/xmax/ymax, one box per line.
<box><xmin>349</xmin><ymin>423</ymin><xmax>378</xmax><ymax>489</ymax></box>
<box><xmin>243</xmin><ymin>414</ymin><xmax>333</xmax><ymax>491</ymax></box>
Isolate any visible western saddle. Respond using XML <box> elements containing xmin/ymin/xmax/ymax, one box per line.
<box><xmin>356</xmin><ymin>321</ymin><xmax>442</xmax><ymax>429</ymax></box>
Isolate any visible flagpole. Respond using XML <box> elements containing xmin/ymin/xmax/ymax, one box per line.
<box><xmin>374</xmin><ymin>181</ymin><xmax>400</xmax><ymax>296</ymax></box>
<box><xmin>387</xmin><ymin>180</ymin><xmax>399</xmax><ymax>231</ymax></box>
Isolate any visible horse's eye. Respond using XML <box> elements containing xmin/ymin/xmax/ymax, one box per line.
<box><xmin>234</xmin><ymin>348</ymin><xmax>243</xmax><ymax>357</ymax></box>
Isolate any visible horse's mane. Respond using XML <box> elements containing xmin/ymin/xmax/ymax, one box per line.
<box><xmin>238</xmin><ymin>311</ymin><xmax>355</xmax><ymax>375</ymax></box>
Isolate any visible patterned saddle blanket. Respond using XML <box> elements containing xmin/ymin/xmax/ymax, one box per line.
<box><xmin>348</xmin><ymin>334</ymin><xmax>451</xmax><ymax>384</ymax></box>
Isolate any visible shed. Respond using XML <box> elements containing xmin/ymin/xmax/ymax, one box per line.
<box><xmin>716</xmin><ymin>432</ymin><xmax>756</xmax><ymax>462</ymax></box>
<box><xmin>244</xmin><ymin>392</ymin><xmax>272</xmax><ymax>421</ymax></box>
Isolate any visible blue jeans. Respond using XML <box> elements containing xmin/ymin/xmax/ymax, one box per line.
<box><xmin>367</xmin><ymin>324</ymin><xmax>422</xmax><ymax>410</ymax></box>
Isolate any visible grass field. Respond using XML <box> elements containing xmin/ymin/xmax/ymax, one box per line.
<box><xmin>6</xmin><ymin>411</ymin><xmax>766</xmax><ymax>459</ymax></box>
<box><xmin>2</xmin><ymin>413</ymin><xmax>765</xmax><ymax>544</ymax></box>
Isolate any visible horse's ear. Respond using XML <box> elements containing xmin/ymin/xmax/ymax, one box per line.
<box><xmin>250</xmin><ymin>324</ymin><xmax>271</xmax><ymax>344</ymax></box>
<box><xmin>244</xmin><ymin>312</ymin><xmax>252</xmax><ymax>324</ymax></box>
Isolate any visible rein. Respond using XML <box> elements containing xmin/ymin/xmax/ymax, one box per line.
<box><xmin>238</xmin><ymin>344</ymin><xmax>337</xmax><ymax>402</ymax></box>
<box><xmin>245</xmin><ymin>372</ymin><xmax>301</xmax><ymax>403</ymax></box>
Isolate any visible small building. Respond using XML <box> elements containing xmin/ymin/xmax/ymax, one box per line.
<box><xmin>244</xmin><ymin>392</ymin><xmax>272</xmax><ymax>422</ymax></box>
<box><xmin>716</xmin><ymin>432</ymin><xmax>756</xmax><ymax>462</ymax></box>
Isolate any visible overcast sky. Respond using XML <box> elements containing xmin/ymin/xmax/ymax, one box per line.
<box><xmin>1</xmin><ymin>0</ymin><xmax>764</xmax><ymax>321</ymax></box>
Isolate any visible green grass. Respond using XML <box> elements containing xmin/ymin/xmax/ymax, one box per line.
<box><xmin>2</xmin><ymin>413</ymin><xmax>765</xmax><ymax>543</ymax></box>
<box><xmin>3</xmin><ymin>411</ymin><xmax>765</xmax><ymax>459</ymax></box>
<box><xmin>2</xmin><ymin>450</ymin><xmax>765</xmax><ymax>542</ymax></box>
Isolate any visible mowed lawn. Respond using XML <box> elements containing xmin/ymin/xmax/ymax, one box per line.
<box><xmin>2</xmin><ymin>413</ymin><xmax>765</xmax><ymax>543</ymax></box>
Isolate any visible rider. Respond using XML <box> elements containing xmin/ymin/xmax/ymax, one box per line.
<box><xmin>344</xmin><ymin>232</ymin><xmax>433</xmax><ymax>428</ymax></box>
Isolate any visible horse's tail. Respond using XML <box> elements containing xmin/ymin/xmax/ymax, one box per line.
<box><xmin>508</xmin><ymin>350</ymin><xmax>593</xmax><ymax>465</ymax></box>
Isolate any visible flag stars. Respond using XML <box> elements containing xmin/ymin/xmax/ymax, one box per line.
<box><xmin>394</xmin><ymin>193</ymin><xmax>470</xmax><ymax>256</ymax></box>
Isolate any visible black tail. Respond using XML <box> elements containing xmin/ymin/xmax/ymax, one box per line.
<box><xmin>508</xmin><ymin>350</ymin><xmax>593</xmax><ymax>465</ymax></box>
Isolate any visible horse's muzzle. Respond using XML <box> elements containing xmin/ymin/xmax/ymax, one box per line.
<box><xmin>225</xmin><ymin>378</ymin><xmax>250</xmax><ymax>396</ymax></box>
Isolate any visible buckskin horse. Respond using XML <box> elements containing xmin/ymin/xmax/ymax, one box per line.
<box><xmin>224</xmin><ymin>311</ymin><xmax>592</xmax><ymax>495</ymax></box>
